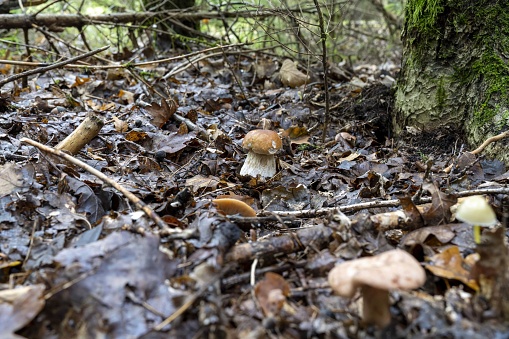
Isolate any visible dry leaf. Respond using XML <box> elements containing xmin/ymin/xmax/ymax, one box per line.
<box><xmin>422</xmin><ymin>182</ymin><xmax>457</xmax><ymax>225</ymax></box>
<box><xmin>145</xmin><ymin>99</ymin><xmax>178</xmax><ymax>128</ymax></box>
<box><xmin>71</xmin><ymin>76</ymin><xmax>90</xmax><ymax>88</ymax></box>
<box><xmin>254</xmin><ymin>272</ymin><xmax>291</xmax><ymax>317</ymax></box>
<box><xmin>282</xmin><ymin>126</ymin><xmax>310</xmax><ymax>145</ymax></box>
<box><xmin>185</xmin><ymin>174</ymin><xmax>221</xmax><ymax>193</ymax></box>
<box><xmin>279</xmin><ymin>59</ymin><xmax>309</xmax><ymax>88</ymax></box>
<box><xmin>424</xmin><ymin>246</ymin><xmax>479</xmax><ymax>291</ymax></box>
<box><xmin>118</xmin><ymin>90</ymin><xmax>135</xmax><ymax>104</ymax></box>
<box><xmin>0</xmin><ymin>162</ymin><xmax>23</xmax><ymax>198</ymax></box>
<box><xmin>0</xmin><ymin>285</ymin><xmax>46</xmax><ymax>338</ymax></box>
<box><xmin>112</xmin><ymin>115</ymin><xmax>128</xmax><ymax>133</ymax></box>
<box><xmin>125</xmin><ymin>130</ymin><xmax>148</xmax><ymax>142</ymax></box>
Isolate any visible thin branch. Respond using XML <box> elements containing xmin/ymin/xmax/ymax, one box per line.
<box><xmin>255</xmin><ymin>186</ymin><xmax>509</xmax><ymax>218</ymax></box>
<box><xmin>313</xmin><ymin>0</ymin><xmax>331</xmax><ymax>143</ymax></box>
<box><xmin>0</xmin><ymin>45</ymin><xmax>108</xmax><ymax>88</ymax></box>
<box><xmin>20</xmin><ymin>137</ymin><xmax>175</xmax><ymax>234</ymax></box>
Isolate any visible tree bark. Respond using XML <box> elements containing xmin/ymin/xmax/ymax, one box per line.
<box><xmin>394</xmin><ymin>0</ymin><xmax>509</xmax><ymax>162</ymax></box>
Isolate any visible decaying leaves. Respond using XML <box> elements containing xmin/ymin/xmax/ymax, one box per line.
<box><xmin>0</xmin><ymin>285</ymin><xmax>46</xmax><ymax>338</ymax></box>
<box><xmin>279</xmin><ymin>59</ymin><xmax>309</xmax><ymax>88</ymax></box>
<box><xmin>254</xmin><ymin>272</ymin><xmax>291</xmax><ymax>317</ymax></box>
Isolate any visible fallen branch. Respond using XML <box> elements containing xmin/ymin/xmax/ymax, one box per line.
<box><xmin>20</xmin><ymin>137</ymin><xmax>174</xmax><ymax>234</ymax></box>
<box><xmin>225</xmin><ymin>224</ymin><xmax>332</xmax><ymax>263</ymax></box>
<box><xmin>0</xmin><ymin>11</ymin><xmax>274</xmax><ymax>29</ymax></box>
<box><xmin>255</xmin><ymin>186</ymin><xmax>509</xmax><ymax>220</ymax></box>
<box><xmin>444</xmin><ymin>130</ymin><xmax>509</xmax><ymax>173</ymax></box>
<box><xmin>224</xmin><ymin>187</ymin><xmax>509</xmax><ymax>264</ymax></box>
<box><xmin>471</xmin><ymin>130</ymin><xmax>509</xmax><ymax>155</ymax></box>
<box><xmin>0</xmin><ymin>45</ymin><xmax>108</xmax><ymax>88</ymax></box>
<box><xmin>0</xmin><ymin>43</ymin><xmax>249</xmax><ymax>70</ymax></box>
<box><xmin>56</xmin><ymin>114</ymin><xmax>104</xmax><ymax>155</ymax></box>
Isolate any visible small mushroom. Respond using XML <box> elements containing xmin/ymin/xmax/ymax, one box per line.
<box><xmin>455</xmin><ymin>195</ymin><xmax>498</xmax><ymax>244</ymax></box>
<box><xmin>328</xmin><ymin>249</ymin><xmax>426</xmax><ymax>328</ymax></box>
<box><xmin>240</xmin><ymin>130</ymin><xmax>282</xmax><ymax>178</ymax></box>
<box><xmin>212</xmin><ymin>198</ymin><xmax>256</xmax><ymax>217</ymax></box>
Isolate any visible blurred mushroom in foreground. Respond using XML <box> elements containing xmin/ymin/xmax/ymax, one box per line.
<box><xmin>455</xmin><ymin>195</ymin><xmax>498</xmax><ymax>244</ymax></box>
<box><xmin>328</xmin><ymin>249</ymin><xmax>426</xmax><ymax>328</ymax></box>
<box><xmin>240</xmin><ymin>129</ymin><xmax>282</xmax><ymax>179</ymax></box>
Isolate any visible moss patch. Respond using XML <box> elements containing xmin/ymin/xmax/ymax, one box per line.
<box><xmin>406</xmin><ymin>0</ymin><xmax>444</xmax><ymax>35</ymax></box>
<box><xmin>469</xmin><ymin>52</ymin><xmax>509</xmax><ymax>127</ymax></box>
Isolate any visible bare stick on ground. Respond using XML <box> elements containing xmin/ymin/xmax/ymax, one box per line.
<box><xmin>20</xmin><ymin>137</ymin><xmax>174</xmax><ymax>233</ymax></box>
<box><xmin>56</xmin><ymin>114</ymin><xmax>104</xmax><ymax>155</ymax></box>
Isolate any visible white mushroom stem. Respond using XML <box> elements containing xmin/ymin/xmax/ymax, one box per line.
<box><xmin>361</xmin><ymin>285</ymin><xmax>391</xmax><ymax>328</ymax></box>
<box><xmin>240</xmin><ymin>152</ymin><xmax>277</xmax><ymax>178</ymax></box>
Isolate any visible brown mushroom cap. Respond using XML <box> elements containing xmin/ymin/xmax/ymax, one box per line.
<box><xmin>455</xmin><ymin>195</ymin><xmax>498</xmax><ymax>227</ymax></box>
<box><xmin>213</xmin><ymin>198</ymin><xmax>256</xmax><ymax>217</ymax></box>
<box><xmin>328</xmin><ymin>249</ymin><xmax>426</xmax><ymax>297</ymax></box>
<box><xmin>242</xmin><ymin>130</ymin><xmax>282</xmax><ymax>155</ymax></box>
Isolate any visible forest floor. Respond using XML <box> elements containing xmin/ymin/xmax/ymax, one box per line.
<box><xmin>1</xmin><ymin>44</ymin><xmax>509</xmax><ymax>338</ymax></box>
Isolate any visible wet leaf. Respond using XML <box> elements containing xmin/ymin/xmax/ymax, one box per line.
<box><xmin>40</xmin><ymin>232</ymin><xmax>179</xmax><ymax>338</ymax></box>
<box><xmin>261</xmin><ymin>184</ymin><xmax>310</xmax><ymax>211</ymax></box>
<box><xmin>151</xmin><ymin>131</ymin><xmax>196</xmax><ymax>154</ymax></box>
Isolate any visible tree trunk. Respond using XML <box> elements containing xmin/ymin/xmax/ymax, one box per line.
<box><xmin>144</xmin><ymin>0</ymin><xmax>199</xmax><ymax>48</ymax></box>
<box><xmin>394</xmin><ymin>0</ymin><xmax>509</xmax><ymax>162</ymax></box>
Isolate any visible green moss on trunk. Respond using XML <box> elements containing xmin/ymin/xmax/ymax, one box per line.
<box><xmin>395</xmin><ymin>0</ymin><xmax>509</xmax><ymax>162</ymax></box>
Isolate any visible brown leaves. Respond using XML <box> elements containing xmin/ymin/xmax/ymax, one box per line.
<box><xmin>424</xmin><ymin>246</ymin><xmax>479</xmax><ymax>291</ymax></box>
<box><xmin>279</xmin><ymin>59</ymin><xmax>309</xmax><ymax>88</ymax></box>
<box><xmin>37</xmin><ymin>232</ymin><xmax>179</xmax><ymax>338</ymax></box>
<box><xmin>254</xmin><ymin>272</ymin><xmax>291</xmax><ymax>317</ymax></box>
<box><xmin>421</xmin><ymin>182</ymin><xmax>456</xmax><ymax>225</ymax></box>
<box><xmin>145</xmin><ymin>99</ymin><xmax>178</xmax><ymax>128</ymax></box>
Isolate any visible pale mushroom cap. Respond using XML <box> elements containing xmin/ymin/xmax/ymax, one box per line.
<box><xmin>456</xmin><ymin>195</ymin><xmax>498</xmax><ymax>226</ymax></box>
<box><xmin>328</xmin><ymin>249</ymin><xmax>426</xmax><ymax>297</ymax></box>
<box><xmin>242</xmin><ymin>130</ymin><xmax>282</xmax><ymax>155</ymax></box>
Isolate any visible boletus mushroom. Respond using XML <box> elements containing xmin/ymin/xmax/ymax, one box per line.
<box><xmin>240</xmin><ymin>129</ymin><xmax>282</xmax><ymax>178</ymax></box>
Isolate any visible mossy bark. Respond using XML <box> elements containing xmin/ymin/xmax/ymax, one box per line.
<box><xmin>394</xmin><ymin>0</ymin><xmax>509</xmax><ymax>162</ymax></box>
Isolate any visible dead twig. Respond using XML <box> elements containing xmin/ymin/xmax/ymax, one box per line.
<box><xmin>225</xmin><ymin>224</ymin><xmax>332</xmax><ymax>263</ymax></box>
<box><xmin>0</xmin><ymin>45</ymin><xmax>108</xmax><ymax>88</ymax></box>
<box><xmin>444</xmin><ymin>130</ymin><xmax>509</xmax><ymax>173</ymax></box>
<box><xmin>150</xmin><ymin>266</ymin><xmax>229</xmax><ymax>332</ymax></box>
<box><xmin>256</xmin><ymin>186</ymin><xmax>509</xmax><ymax>219</ymax></box>
<box><xmin>20</xmin><ymin>137</ymin><xmax>174</xmax><ymax>234</ymax></box>
<box><xmin>471</xmin><ymin>130</ymin><xmax>509</xmax><ymax>155</ymax></box>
